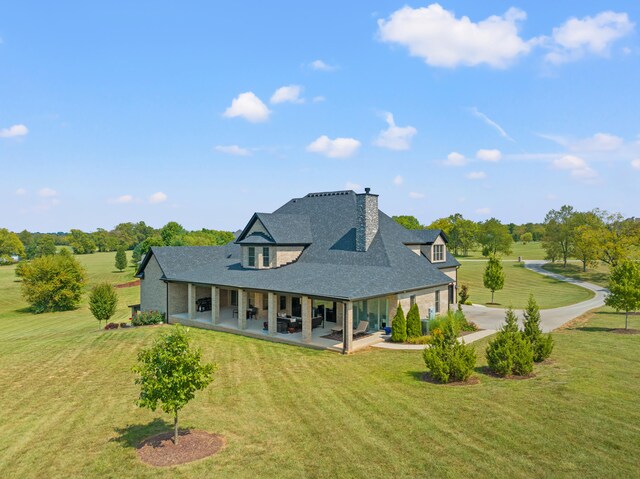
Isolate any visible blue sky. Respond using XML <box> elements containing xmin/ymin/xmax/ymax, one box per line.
<box><xmin>1</xmin><ymin>1</ymin><xmax>639</xmax><ymax>232</ymax></box>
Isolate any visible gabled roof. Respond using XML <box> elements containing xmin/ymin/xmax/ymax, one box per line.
<box><xmin>406</xmin><ymin>229</ymin><xmax>447</xmax><ymax>244</ymax></box>
<box><xmin>140</xmin><ymin>190</ymin><xmax>457</xmax><ymax>300</ymax></box>
<box><xmin>235</xmin><ymin>213</ymin><xmax>312</xmax><ymax>245</ymax></box>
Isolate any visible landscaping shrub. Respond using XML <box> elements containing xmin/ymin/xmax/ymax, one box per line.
<box><xmin>104</xmin><ymin>322</ymin><xmax>119</xmax><ymax>330</ymax></box>
<box><xmin>458</xmin><ymin>284</ymin><xmax>470</xmax><ymax>307</ymax></box>
<box><xmin>427</xmin><ymin>310</ymin><xmax>478</xmax><ymax>334</ymax></box>
<box><xmin>486</xmin><ymin>308</ymin><xmax>534</xmax><ymax>377</ymax></box>
<box><xmin>390</xmin><ymin>305</ymin><xmax>407</xmax><ymax>343</ymax></box>
<box><xmin>406</xmin><ymin>335</ymin><xmax>431</xmax><ymax>345</ymax></box>
<box><xmin>523</xmin><ymin>294</ymin><xmax>554</xmax><ymax>362</ymax></box>
<box><xmin>119</xmin><ymin>322</ymin><xmax>129</xmax><ymax>328</ymax></box>
<box><xmin>423</xmin><ymin>319</ymin><xmax>476</xmax><ymax>383</ymax></box>
<box><xmin>132</xmin><ymin>310</ymin><xmax>165</xmax><ymax>326</ymax></box>
<box><xmin>406</xmin><ymin>303</ymin><xmax>422</xmax><ymax>339</ymax></box>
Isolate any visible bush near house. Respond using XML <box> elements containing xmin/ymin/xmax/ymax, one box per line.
<box><xmin>131</xmin><ymin>310</ymin><xmax>165</xmax><ymax>326</ymax></box>
<box><xmin>427</xmin><ymin>310</ymin><xmax>478</xmax><ymax>334</ymax></box>
<box><xmin>486</xmin><ymin>308</ymin><xmax>534</xmax><ymax>377</ymax></box>
<box><xmin>406</xmin><ymin>303</ymin><xmax>422</xmax><ymax>339</ymax></box>
<box><xmin>390</xmin><ymin>305</ymin><xmax>407</xmax><ymax>343</ymax></box>
<box><xmin>423</xmin><ymin>319</ymin><xmax>476</xmax><ymax>384</ymax></box>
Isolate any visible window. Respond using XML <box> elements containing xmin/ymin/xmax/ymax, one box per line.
<box><xmin>435</xmin><ymin>290</ymin><xmax>441</xmax><ymax>313</ymax></box>
<box><xmin>448</xmin><ymin>284</ymin><xmax>455</xmax><ymax>304</ymax></box>
<box><xmin>433</xmin><ymin>244</ymin><xmax>444</xmax><ymax>262</ymax></box>
<box><xmin>230</xmin><ymin>290</ymin><xmax>238</xmax><ymax>306</ymax></box>
<box><xmin>248</xmin><ymin>247</ymin><xmax>255</xmax><ymax>267</ymax></box>
<box><xmin>279</xmin><ymin>295</ymin><xmax>286</xmax><ymax>310</ymax></box>
<box><xmin>262</xmin><ymin>247</ymin><xmax>270</xmax><ymax>267</ymax></box>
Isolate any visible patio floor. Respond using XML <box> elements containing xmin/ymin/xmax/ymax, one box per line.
<box><xmin>169</xmin><ymin>307</ymin><xmax>383</xmax><ymax>353</ymax></box>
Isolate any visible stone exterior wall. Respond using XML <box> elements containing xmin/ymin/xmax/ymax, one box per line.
<box><xmin>168</xmin><ymin>283</ymin><xmax>188</xmax><ymax>315</ymax></box>
<box><xmin>441</xmin><ymin>266</ymin><xmax>457</xmax><ymax>282</ymax></box>
<box><xmin>242</xmin><ymin>245</ymin><xmax>277</xmax><ymax>269</ymax></box>
<box><xmin>275</xmin><ymin>246</ymin><xmax>304</xmax><ymax>266</ymax></box>
<box><xmin>395</xmin><ymin>286</ymin><xmax>449</xmax><ymax>320</ymax></box>
<box><xmin>355</xmin><ymin>192</ymin><xmax>378</xmax><ymax>252</ymax></box>
<box><xmin>140</xmin><ymin>255</ymin><xmax>167</xmax><ymax>313</ymax></box>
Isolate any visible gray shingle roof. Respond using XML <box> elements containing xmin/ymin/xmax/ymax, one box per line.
<box><xmin>142</xmin><ymin>191</ymin><xmax>457</xmax><ymax>301</ymax></box>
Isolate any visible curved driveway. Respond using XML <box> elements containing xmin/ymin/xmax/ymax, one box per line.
<box><xmin>461</xmin><ymin>260</ymin><xmax>608</xmax><ymax>333</ymax></box>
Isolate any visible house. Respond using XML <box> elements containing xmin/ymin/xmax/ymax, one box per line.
<box><xmin>136</xmin><ymin>189</ymin><xmax>459</xmax><ymax>352</ymax></box>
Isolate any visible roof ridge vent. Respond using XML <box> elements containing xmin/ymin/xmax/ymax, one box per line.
<box><xmin>306</xmin><ymin>190</ymin><xmax>351</xmax><ymax>198</ymax></box>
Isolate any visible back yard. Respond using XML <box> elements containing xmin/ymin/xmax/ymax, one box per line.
<box><xmin>0</xmin><ymin>253</ymin><xmax>639</xmax><ymax>478</ymax></box>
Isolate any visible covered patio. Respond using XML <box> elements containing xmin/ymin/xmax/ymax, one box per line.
<box><xmin>167</xmin><ymin>283</ymin><xmax>384</xmax><ymax>353</ymax></box>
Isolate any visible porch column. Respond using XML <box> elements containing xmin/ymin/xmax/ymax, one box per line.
<box><xmin>268</xmin><ymin>293</ymin><xmax>277</xmax><ymax>336</ymax></box>
<box><xmin>343</xmin><ymin>301</ymin><xmax>353</xmax><ymax>354</ymax></box>
<box><xmin>336</xmin><ymin>302</ymin><xmax>344</xmax><ymax>327</ymax></box>
<box><xmin>211</xmin><ymin>286</ymin><xmax>219</xmax><ymax>324</ymax></box>
<box><xmin>302</xmin><ymin>295</ymin><xmax>312</xmax><ymax>343</ymax></box>
<box><xmin>188</xmin><ymin>283</ymin><xmax>195</xmax><ymax>320</ymax></box>
<box><xmin>238</xmin><ymin>288</ymin><xmax>247</xmax><ymax>330</ymax></box>
<box><xmin>286</xmin><ymin>296</ymin><xmax>292</xmax><ymax>316</ymax></box>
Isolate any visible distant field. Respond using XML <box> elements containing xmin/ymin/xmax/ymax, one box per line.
<box><xmin>457</xmin><ymin>261</ymin><xmax>594</xmax><ymax>309</ymax></box>
<box><xmin>0</xmin><ymin>253</ymin><xmax>639</xmax><ymax>478</ymax></box>
<box><xmin>454</xmin><ymin>241</ymin><xmax>546</xmax><ymax>260</ymax></box>
<box><xmin>542</xmin><ymin>262</ymin><xmax>611</xmax><ymax>288</ymax></box>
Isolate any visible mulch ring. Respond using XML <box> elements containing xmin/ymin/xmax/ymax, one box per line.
<box><xmin>610</xmin><ymin>328</ymin><xmax>640</xmax><ymax>335</ymax></box>
<box><xmin>421</xmin><ymin>372</ymin><xmax>480</xmax><ymax>386</ymax></box>
<box><xmin>137</xmin><ymin>429</ymin><xmax>225</xmax><ymax>467</ymax></box>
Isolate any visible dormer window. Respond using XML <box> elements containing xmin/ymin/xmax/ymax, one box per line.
<box><xmin>248</xmin><ymin>247</ymin><xmax>256</xmax><ymax>267</ymax></box>
<box><xmin>433</xmin><ymin>244</ymin><xmax>444</xmax><ymax>262</ymax></box>
<box><xmin>262</xmin><ymin>247</ymin><xmax>270</xmax><ymax>267</ymax></box>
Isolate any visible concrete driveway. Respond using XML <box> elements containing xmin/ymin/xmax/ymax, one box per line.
<box><xmin>461</xmin><ymin>260</ymin><xmax>608</xmax><ymax>333</ymax></box>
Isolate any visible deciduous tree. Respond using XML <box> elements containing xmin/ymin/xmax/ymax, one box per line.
<box><xmin>89</xmin><ymin>282</ymin><xmax>119</xmax><ymax>329</ymax></box>
<box><xmin>0</xmin><ymin>228</ymin><xmax>26</xmax><ymax>263</ymax></box>
<box><xmin>392</xmin><ymin>215</ymin><xmax>423</xmax><ymax>230</ymax></box>
<box><xmin>605</xmin><ymin>261</ymin><xmax>640</xmax><ymax>330</ymax></box>
<box><xmin>477</xmin><ymin>218</ymin><xmax>512</xmax><ymax>257</ymax></box>
<box><xmin>542</xmin><ymin>205</ymin><xmax>576</xmax><ymax>268</ymax></box>
<box><xmin>483</xmin><ymin>255</ymin><xmax>505</xmax><ymax>304</ymax></box>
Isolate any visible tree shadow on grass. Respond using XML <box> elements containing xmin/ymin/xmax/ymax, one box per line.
<box><xmin>406</xmin><ymin>370</ymin><xmax>425</xmax><ymax>382</ymax></box>
<box><xmin>574</xmin><ymin>327</ymin><xmax>614</xmax><ymax>333</ymax></box>
<box><xmin>112</xmin><ymin>418</ymin><xmax>173</xmax><ymax>449</ymax></box>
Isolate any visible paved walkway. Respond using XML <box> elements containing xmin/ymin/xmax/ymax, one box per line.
<box><xmin>462</xmin><ymin>260</ymin><xmax>608</xmax><ymax>333</ymax></box>
<box><xmin>373</xmin><ymin>260</ymin><xmax>607</xmax><ymax>350</ymax></box>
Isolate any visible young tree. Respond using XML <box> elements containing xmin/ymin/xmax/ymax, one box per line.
<box><xmin>458</xmin><ymin>284</ymin><xmax>470</xmax><ymax>308</ymax></box>
<box><xmin>605</xmin><ymin>261</ymin><xmax>640</xmax><ymax>330</ymax></box>
<box><xmin>390</xmin><ymin>304</ymin><xmax>407</xmax><ymax>342</ymax></box>
<box><xmin>20</xmin><ymin>252</ymin><xmax>87</xmax><ymax>313</ymax></box>
<box><xmin>522</xmin><ymin>295</ymin><xmax>554</xmax><ymax>362</ymax></box>
<box><xmin>486</xmin><ymin>308</ymin><xmax>534</xmax><ymax>377</ymax></box>
<box><xmin>477</xmin><ymin>218</ymin><xmax>513</xmax><ymax>257</ymax></box>
<box><xmin>89</xmin><ymin>282</ymin><xmax>119</xmax><ymax>329</ymax></box>
<box><xmin>0</xmin><ymin>228</ymin><xmax>26</xmax><ymax>263</ymax></box>
<box><xmin>115</xmin><ymin>247</ymin><xmax>127</xmax><ymax>272</ymax></box>
<box><xmin>406</xmin><ymin>303</ymin><xmax>422</xmax><ymax>339</ymax></box>
<box><xmin>133</xmin><ymin>326</ymin><xmax>216</xmax><ymax>445</ymax></box>
<box><xmin>483</xmin><ymin>256</ymin><xmax>505</xmax><ymax>304</ymax></box>
<box><xmin>423</xmin><ymin>318</ymin><xmax>476</xmax><ymax>383</ymax></box>
<box><xmin>520</xmin><ymin>232</ymin><xmax>533</xmax><ymax>245</ymax></box>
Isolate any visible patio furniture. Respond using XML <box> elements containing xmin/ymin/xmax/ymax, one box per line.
<box><xmin>312</xmin><ymin>316</ymin><xmax>323</xmax><ymax>329</ymax></box>
<box><xmin>232</xmin><ymin>309</ymin><xmax>238</xmax><ymax>318</ymax></box>
<box><xmin>331</xmin><ymin>324</ymin><xmax>343</xmax><ymax>334</ymax></box>
<box><xmin>353</xmin><ymin>320</ymin><xmax>369</xmax><ymax>338</ymax></box>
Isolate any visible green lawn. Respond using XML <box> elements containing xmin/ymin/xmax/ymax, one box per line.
<box><xmin>457</xmin><ymin>261</ymin><xmax>595</xmax><ymax>309</ymax></box>
<box><xmin>454</xmin><ymin>241</ymin><xmax>546</xmax><ymax>260</ymax></box>
<box><xmin>1</xmin><ymin>254</ymin><xmax>640</xmax><ymax>478</ymax></box>
<box><xmin>542</xmin><ymin>262</ymin><xmax>611</xmax><ymax>288</ymax></box>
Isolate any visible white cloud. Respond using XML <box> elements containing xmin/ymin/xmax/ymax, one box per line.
<box><xmin>476</xmin><ymin>149</ymin><xmax>502</xmax><ymax>162</ymax></box>
<box><xmin>546</xmin><ymin>11</ymin><xmax>635</xmax><ymax>64</ymax></box>
<box><xmin>15</xmin><ymin>188</ymin><xmax>27</xmax><ymax>196</ymax></box>
<box><xmin>470</xmin><ymin>107</ymin><xmax>513</xmax><ymax>141</ymax></box>
<box><xmin>378</xmin><ymin>4</ymin><xmax>533</xmax><ymax>68</ymax></box>
<box><xmin>306</xmin><ymin>135</ymin><xmax>361</xmax><ymax>158</ymax></box>
<box><xmin>309</xmin><ymin>60</ymin><xmax>337</xmax><ymax>71</ymax></box>
<box><xmin>393</xmin><ymin>175</ymin><xmax>403</xmax><ymax>186</ymax></box>
<box><xmin>631</xmin><ymin>159</ymin><xmax>640</xmax><ymax>170</ymax></box>
<box><xmin>409</xmin><ymin>191</ymin><xmax>425</xmax><ymax>199</ymax></box>
<box><xmin>149</xmin><ymin>191</ymin><xmax>168</xmax><ymax>204</ymax></box>
<box><xmin>346</xmin><ymin>181</ymin><xmax>362</xmax><ymax>191</ymax></box>
<box><xmin>270</xmin><ymin>85</ymin><xmax>304</xmax><ymax>104</ymax></box>
<box><xmin>0</xmin><ymin>124</ymin><xmax>28</xmax><ymax>138</ymax></box>
<box><xmin>546</xmin><ymin>193</ymin><xmax>558</xmax><ymax>200</ymax></box>
<box><xmin>223</xmin><ymin>92</ymin><xmax>271</xmax><ymax>123</ymax></box>
<box><xmin>373</xmin><ymin>113</ymin><xmax>417</xmax><ymax>150</ymax></box>
<box><xmin>540</xmin><ymin>132</ymin><xmax>624</xmax><ymax>152</ymax></box>
<box><xmin>312</xmin><ymin>96</ymin><xmax>326</xmax><ymax>103</ymax></box>
<box><xmin>110</xmin><ymin>194</ymin><xmax>134</xmax><ymax>204</ymax></box>
<box><xmin>466</xmin><ymin>171</ymin><xmax>487</xmax><ymax>180</ymax></box>
<box><xmin>552</xmin><ymin>155</ymin><xmax>597</xmax><ymax>179</ymax></box>
<box><xmin>38</xmin><ymin>187</ymin><xmax>57</xmax><ymax>198</ymax></box>
<box><xmin>214</xmin><ymin>145</ymin><xmax>251</xmax><ymax>156</ymax></box>
<box><xmin>476</xmin><ymin>207</ymin><xmax>491</xmax><ymax>215</ymax></box>
<box><xmin>444</xmin><ymin>152</ymin><xmax>467</xmax><ymax>167</ymax></box>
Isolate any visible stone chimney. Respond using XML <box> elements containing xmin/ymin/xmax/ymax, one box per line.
<box><xmin>355</xmin><ymin>187</ymin><xmax>379</xmax><ymax>252</ymax></box>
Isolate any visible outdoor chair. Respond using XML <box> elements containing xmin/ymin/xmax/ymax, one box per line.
<box><xmin>353</xmin><ymin>320</ymin><xmax>369</xmax><ymax>338</ymax></box>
